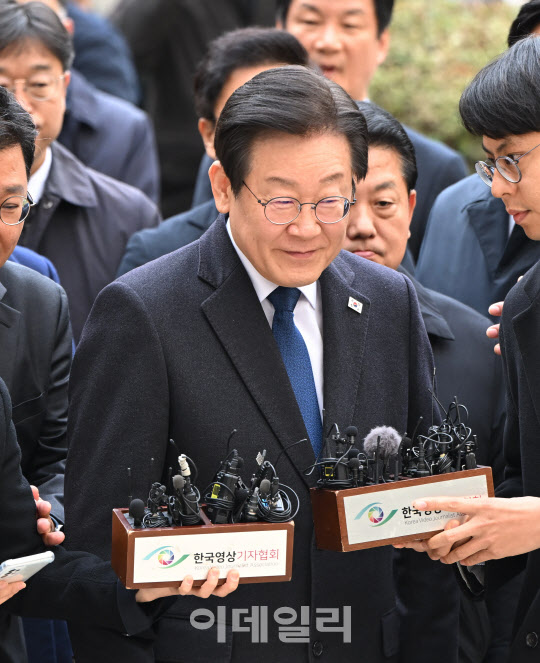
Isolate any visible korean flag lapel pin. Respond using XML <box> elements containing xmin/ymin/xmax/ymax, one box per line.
<box><xmin>348</xmin><ymin>297</ymin><xmax>363</xmax><ymax>314</ymax></box>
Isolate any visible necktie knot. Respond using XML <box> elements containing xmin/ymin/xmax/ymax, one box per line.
<box><xmin>268</xmin><ymin>286</ymin><xmax>301</xmax><ymax>313</ymax></box>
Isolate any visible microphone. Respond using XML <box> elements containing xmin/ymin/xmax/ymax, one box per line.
<box><xmin>172</xmin><ymin>474</ymin><xmax>185</xmax><ymax>493</ymax></box>
<box><xmin>206</xmin><ymin>451</ymin><xmax>244</xmax><ymax>524</ymax></box>
<box><xmin>364</xmin><ymin>426</ymin><xmax>401</xmax><ymax>483</ymax></box>
<box><xmin>345</xmin><ymin>426</ymin><xmax>358</xmax><ymax>447</ymax></box>
<box><xmin>347</xmin><ymin>457</ymin><xmax>363</xmax><ymax>487</ymax></box>
<box><xmin>129</xmin><ymin>498</ymin><xmax>145</xmax><ymax>528</ymax></box>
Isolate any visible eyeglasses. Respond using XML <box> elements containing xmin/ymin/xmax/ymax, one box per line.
<box><xmin>0</xmin><ymin>194</ymin><xmax>34</xmax><ymax>226</ymax></box>
<box><xmin>243</xmin><ymin>180</ymin><xmax>355</xmax><ymax>225</ymax></box>
<box><xmin>475</xmin><ymin>142</ymin><xmax>540</xmax><ymax>187</ymax></box>
<box><xmin>0</xmin><ymin>73</ymin><xmax>67</xmax><ymax>102</ymax></box>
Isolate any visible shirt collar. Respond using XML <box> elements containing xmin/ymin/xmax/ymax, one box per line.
<box><xmin>28</xmin><ymin>147</ymin><xmax>52</xmax><ymax>204</ymax></box>
<box><xmin>226</xmin><ymin>218</ymin><xmax>318</xmax><ymax>310</ymax></box>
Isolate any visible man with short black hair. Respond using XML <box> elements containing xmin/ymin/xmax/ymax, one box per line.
<box><xmin>397</xmin><ymin>36</ymin><xmax>540</xmax><ymax>663</ymax></box>
<box><xmin>118</xmin><ymin>27</ymin><xmax>310</xmax><ymax>275</ymax></box>
<box><xmin>0</xmin><ymin>1</ymin><xmax>161</xmax><ymax>341</ymax></box>
<box><xmin>66</xmin><ymin>65</ymin><xmax>459</xmax><ymax>662</ymax></box>
<box><xmin>508</xmin><ymin>0</ymin><xmax>540</xmax><ymax>47</ymax></box>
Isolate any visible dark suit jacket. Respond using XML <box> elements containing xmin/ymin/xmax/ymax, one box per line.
<box><xmin>480</xmin><ymin>259</ymin><xmax>540</xmax><ymax>662</ymax></box>
<box><xmin>0</xmin><ymin>262</ymin><xmax>71</xmax><ymax>522</ymax></box>
<box><xmin>403</xmin><ymin>269</ymin><xmax>505</xmax><ymax>483</ymax></box>
<box><xmin>59</xmin><ymin>70</ymin><xmax>159</xmax><ymax>203</ymax></box>
<box><xmin>404</xmin><ymin>270</ymin><xmax>517</xmax><ymax>663</ymax></box>
<box><xmin>117</xmin><ymin>199</ymin><xmax>218</xmax><ymax>276</ymax></box>
<box><xmin>190</xmin><ymin>124</ymin><xmax>468</xmax><ymax>262</ymax></box>
<box><xmin>66</xmin><ymin>215</ymin><xmax>459</xmax><ymax>662</ymax></box>
<box><xmin>416</xmin><ymin>175</ymin><xmax>540</xmax><ymax>320</ymax></box>
<box><xmin>67</xmin><ymin>2</ymin><xmax>140</xmax><ymax>105</ymax></box>
<box><xmin>0</xmin><ymin>377</ymin><xmax>172</xmax><ymax>661</ymax></box>
<box><xmin>18</xmin><ymin>141</ymin><xmax>161</xmax><ymax>342</ymax></box>
<box><xmin>404</xmin><ymin>126</ymin><xmax>467</xmax><ymax>261</ymax></box>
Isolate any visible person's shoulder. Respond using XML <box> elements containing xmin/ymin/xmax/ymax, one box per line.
<box><xmin>404</xmin><ymin>125</ymin><xmax>464</xmax><ymax>164</ymax></box>
<box><xmin>0</xmin><ymin>260</ymin><xmax>66</xmax><ymax>303</ymax></box>
<box><xmin>335</xmin><ymin>250</ymin><xmax>410</xmax><ymax>292</ymax></box>
<box><xmin>433</xmin><ymin>174</ymin><xmax>490</xmax><ymax>207</ymax></box>
<box><xmin>9</xmin><ymin>246</ymin><xmax>60</xmax><ymax>282</ymax></box>
<box><xmin>118</xmin><ymin>240</ymin><xmax>201</xmax><ymax>290</ymax></box>
<box><xmin>71</xmin><ymin>72</ymin><xmax>147</xmax><ymax>124</ymax></box>
<box><xmin>426</xmin><ymin>287</ymin><xmax>492</xmax><ymax>334</ymax></box>
<box><xmin>53</xmin><ymin>143</ymin><xmax>158</xmax><ymax>214</ymax></box>
<box><xmin>506</xmin><ymin>260</ymin><xmax>540</xmax><ymax>312</ymax></box>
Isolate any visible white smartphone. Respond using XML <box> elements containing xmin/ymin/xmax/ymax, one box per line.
<box><xmin>0</xmin><ymin>551</ymin><xmax>55</xmax><ymax>583</ymax></box>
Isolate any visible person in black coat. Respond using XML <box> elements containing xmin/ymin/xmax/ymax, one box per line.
<box><xmin>0</xmin><ymin>2</ymin><xmax>161</xmax><ymax>342</ymax></box>
<box><xmin>117</xmin><ymin>27</ymin><xmax>310</xmax><ymax>276</ymax></box>
<box><xmin>397</xmin><ymin>37</ymin><xmax>540</xmax><ymax>663</ymax></box>
<box><xmin>66</xmin><ymin>66</ymin><xmax>459</xmax><ymax>663</ymax></box>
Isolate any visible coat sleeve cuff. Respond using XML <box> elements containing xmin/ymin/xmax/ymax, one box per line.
<box><xmin>116</xmin><ymin>582</ymin><xmax>177</xmax><ymax>636</ymax></box>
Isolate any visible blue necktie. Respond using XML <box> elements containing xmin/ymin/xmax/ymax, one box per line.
<box><xmin>267</xmin><ymin>286</ymin><xmax>322</xmax><ymax>457</ymax></box>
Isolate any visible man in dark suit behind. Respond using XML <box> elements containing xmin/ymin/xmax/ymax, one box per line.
<box><xmin>66</xmin><ymin>66</ymin><xmax>459</xmax><ymax>662</ymax></box>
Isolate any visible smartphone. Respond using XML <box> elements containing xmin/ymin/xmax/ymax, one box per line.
<box><xmin>0</xmin><ymin>551</ymin><xmax>55</xmax><ymax>583</ymax></box>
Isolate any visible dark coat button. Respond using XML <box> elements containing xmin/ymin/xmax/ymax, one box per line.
<box><xmin>312</xmin><ymin>640</ymin><xmax>324</xmax><ymax>657</ymax></box>
<box><xmin>526</xmin><ymin>632</ymin><xmax>538</xmax><ymax>648</ymax></box>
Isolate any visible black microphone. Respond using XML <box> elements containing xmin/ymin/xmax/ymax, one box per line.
<box><xmin>345</xmin><ymin>425</ymin><xmax>358</xmax><ymax>447</ymax></box>
<box><xmin>129</xmin><ymin>498</ymin><xmax>145</xmax><ymax>528</ymax></box>
<box><xmin>347</xmin><ymin>457</ymin><xmax>362</xmax><ymax>487</ymax></box>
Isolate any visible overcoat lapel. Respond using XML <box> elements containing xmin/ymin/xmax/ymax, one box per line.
<box><xmin>199</xmin><ymin>217</ymin><xmax>316</xmax><ymax>487</ymax></box>
<box><xmin>320</xmin><ymin>255</ymin><xmax>371</xmax><ymax>438</ymax></box>
<box><xmin>513</xmin><ymin>284</ymin><xmax>540</xmax><ymax>427</ymax></box>
<box><xmin>0</xmin><ymin>280</ymin><xmax>20</xmax><ymax>393</ymax></box>
<box><xmin>467</xmin><ymin>196</ymin><xmax>509</xmax><ymax>278</ymax></box>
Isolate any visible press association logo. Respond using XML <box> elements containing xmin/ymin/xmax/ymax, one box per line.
<box><xmin>355</xmin><ymin>501</ymin><xmax>398</xmax><ymax>527</ymax></box>
<box><xmin>144</xmin><ymin>545</ymin><xmax>189</xmax><ymax>569</ymax></box>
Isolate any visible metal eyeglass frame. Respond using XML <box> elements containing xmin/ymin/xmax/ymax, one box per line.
<box><xmin>476</xmin><ymin>142</ymin><xmax>540</xmax><ymax>187</ymax></box>
<box><xmin>242</xmin><ymin>180</ymin><xmax>356</xmax><ymax>225</ymax></box>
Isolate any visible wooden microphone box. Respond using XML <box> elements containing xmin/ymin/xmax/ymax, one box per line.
<box><xmin>310</xmin><ymin>467</ymin><xmax>494</xmax><ymax>552</ymax></box>
<box><xmin>111</xmin><ymin>507</ymin><xmax>294</xmax><ymax>589</ymax></box>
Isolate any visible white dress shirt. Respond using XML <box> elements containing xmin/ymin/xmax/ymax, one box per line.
<box><xmin>28</xmin><ymin>147</ymin><xmax>52</xmax><ymax>204</ymax></box>
<box><xmin>227</xmin><ymin>219</ymin><xmax>324</xmax><ymax>416</ymax></box>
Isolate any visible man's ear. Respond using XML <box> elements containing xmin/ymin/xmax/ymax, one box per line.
<box><xmin>209</xmin><ymin>161</ymin><xmax>232</xmax><ymax>213</ymax></box>
<box><xmin>407</xmin><ymin>189</ymin><xmax>417</xmax><ymax>239</ymax></box>
<box><xmin>376</xmin><ymin>29</ymin><xmax>390</xmax><ymax>67</ymax></box>
<box><xmin>63</xmin><ymin>70</ymin><xmax>71</xmax><ymax>92</ymax></box>
<box><xmin>198</xmin><ymin>118</ymin><xmax>217</xmax><ymax>160</ymax></box>
<box><xmin>62</xmin><ymin>16</ymin><xmax>75</xmax><ymax>35</ymax></box>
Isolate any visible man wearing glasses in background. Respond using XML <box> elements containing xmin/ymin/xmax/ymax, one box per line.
<box><xmin>0</xmin><ymin>0</ymin><xmax>161</xmax><ymax>344</ymax></box>
<box><xmin>395</xmin><ymin>36</ymin><xmax>540</xmax><ymax>663</ymax></box>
